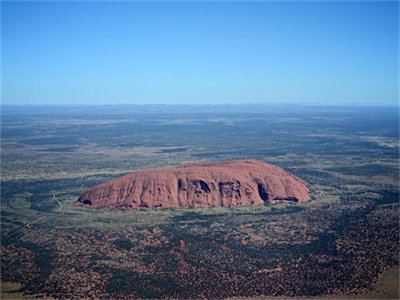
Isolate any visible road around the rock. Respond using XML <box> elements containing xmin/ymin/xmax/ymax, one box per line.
<box><xmin>25</xmin><ymin>193</ymin><xmax>63</xmax><ymax>229</ymax></box>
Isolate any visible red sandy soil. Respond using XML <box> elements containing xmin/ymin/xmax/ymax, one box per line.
<box><xmin>75</xmin><ymin>159</ymin><xmax>310</xmax><ymax>209</ymax></box>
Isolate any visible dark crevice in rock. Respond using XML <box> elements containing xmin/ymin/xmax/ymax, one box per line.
<box><xmin>193</xmin><ymin>180</ymin><xmax>211</xmax><ymax>193</ymax></box>
<box><xmin>273</xmin><ymin>197</ymin><xmax>299</xmax><ymax>202</ymax></box>
<box><xmin>257</xmin><ymin>184</ymin><xmax>269</xmax><ymax>202</ymax></box>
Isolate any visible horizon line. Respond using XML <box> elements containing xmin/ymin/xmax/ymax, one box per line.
<box><xmin>1</xmin><ymin>102</ymin><xmax>399</xmax><ymax>107</ymax></box>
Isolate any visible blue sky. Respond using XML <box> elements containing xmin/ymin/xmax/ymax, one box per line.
<box><xmin>2</xmin><ymin>1</ymin><xmax>398</xmax><ymax>105</ymax></box>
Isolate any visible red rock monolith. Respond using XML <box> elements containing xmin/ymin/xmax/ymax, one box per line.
<box><xmin>75</xmin><ymin>159</ymin><xmax>311</xmax><ymax>209</ymax></box>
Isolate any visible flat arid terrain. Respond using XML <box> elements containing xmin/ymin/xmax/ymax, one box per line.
<box><xmin>1</xmin><ymin>104</ymin><xmax>399</xmax><ymax>299</ymax></box>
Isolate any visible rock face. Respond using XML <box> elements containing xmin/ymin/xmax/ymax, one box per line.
<box><xmin>75</xmin><ymin>160</ymin><xmax>311</xmax><ymax>209</ymax></box>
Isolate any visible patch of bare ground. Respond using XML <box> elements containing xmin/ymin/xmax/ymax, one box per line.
<box><xmin>230</xmin><ymin>266</ymin><xmax>399</xmax><ymax>300</ymax></box>
<box><xmin>369</xmin><ymin>265</ymin><xmax>399</xmax><ymax>299</ymax></box>
<box><xmin>0</xmin><ymin>282</ymin><xmax>55</xmax><ymax>299</ymax></box>
<box><xmin>0</xmin><ymin>282</ymin><xmax>23</xmax><ymax>299</ymax></box>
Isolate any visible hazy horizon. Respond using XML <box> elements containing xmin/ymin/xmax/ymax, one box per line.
<box><xmin>1</xmin><ymin>101</ymin><xmax>399</xmax><ymax>107</ymax></box>
<box><xmin>2</xmin><ymin>1</ymin><xmax>398</xmax><ymax>106</ymax></box>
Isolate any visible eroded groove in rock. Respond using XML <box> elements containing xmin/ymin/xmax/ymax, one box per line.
<box><xmin>257</xmin><ymin>183</ymin><xmax>269</xmax><ymax>202</ymax></box>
